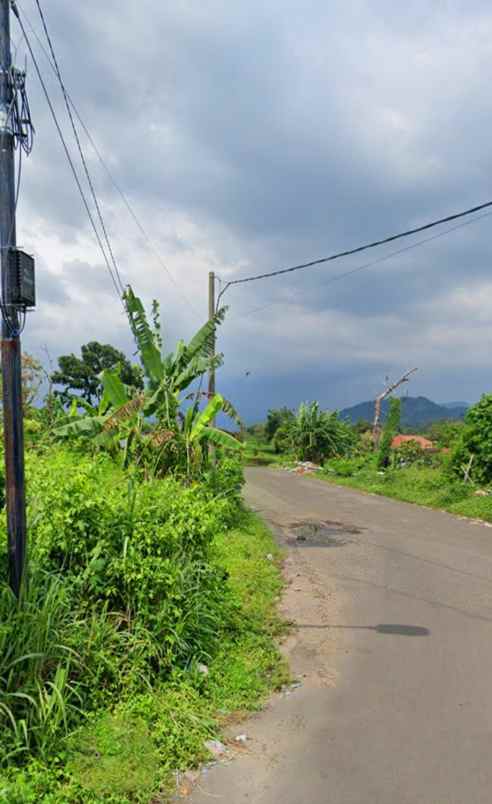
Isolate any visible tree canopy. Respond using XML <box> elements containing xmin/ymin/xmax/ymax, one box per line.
<box><xmin>51</xmin><ymin>341</ymin><xmax>143</xmax><ymax>406</ymax></box>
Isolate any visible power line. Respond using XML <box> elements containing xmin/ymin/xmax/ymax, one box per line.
<box><xmin>32</xmin><ymin>0</ymin><xmax>124</xmax><ymax>295</ymax></box>
<box><xmin>225</xmin><ymin>198</ymin><xmax>492</xmax><ymax>291</ymax></box>
<box><xmin>232</xmin><ymin>207</ymin><xmax>492</xmax><ymax>321</ymax></box>
<box><xmin>11</xmin><ymin>0</ymin><xmax>123</xmax><ymax>301</ymax></box>
<box><xmin>17</xmin><ymin>1</ymin><xmax>201</xmax><ymax>318</ymax></box>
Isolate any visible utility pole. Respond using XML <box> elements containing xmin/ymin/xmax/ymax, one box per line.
<box><xmin>208</xmin><ymin>271</ymin><xmax>216</xmax><ymax>401</ymax></box>
<box><xmin>0</xmin><ymin>0</ymin><xmax>27</xmax><ymax>597</ymax></box>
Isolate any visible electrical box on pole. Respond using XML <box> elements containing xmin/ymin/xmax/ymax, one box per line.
<box><xmin>6</xmin><ymin>248</ymin><xmax>36</xmax><ymax>308</ymax></box>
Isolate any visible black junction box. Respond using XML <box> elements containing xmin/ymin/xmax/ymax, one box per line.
<box><xmin>6</xmin><ymin>249</ymin><xmax>36</xmax><ymax>308</ymax></box>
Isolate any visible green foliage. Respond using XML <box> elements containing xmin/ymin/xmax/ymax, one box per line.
<box><xmin>123</xmin><ymin>286</ymin><xmax>226</xmax><ymax>395</ymax></box>
<box><xmin>425</xmin><ymin>419</ymin><xmax>464</xmax><ymax>449</ymax></box>
<box><xmin>325</xmin><ymin>455</ymin><xmax>375</xmax><ymax>477</ymax></box>
<box><xmin>393</xmin><ymin>440</ymin><xmax>436</xmax><ymax>467</ymax></box>
<box><xmin>264</xmin><ymin>408</ymin><xmax>294</xmax><ymax>443</ymax></box>
<box><xmin>377</xmin><ymin>397</ymin><xmax>401</xmax><ymax>469</ymax></box>
<box><xmin>54</xmin><ymin>289</ymin><xmax>241</xmax><ymax>481</ymax></box>
<box><xmin>450</xmin><ymin>394</ymin><xmax>492</xmax><ymax>484</ymax></box>
<box><xmin>352</xmin><ymin>418</ymin><xmax>372</xmax><ymax>435</ymax></box>
<box><xmin>0</xmin><ymin>449</ymin><xmax>285</xmax><ymax>803</ymax></box>
<box><xmin>26</xmin><ymin>450</ymin><xmax>238</xmax><ymax>668</ymax></box>
<box><xmin>320</xmin><ymin>459</ymin><xmax>492</xmax><ymax>521</ymax></box>
<box><xmin>0</xmin><ymin>572</ymin><xmax>78</xmax><ymax>761</ymax></box>
<box><xmin>123</xmin><ymin>287</ymin><xmax>164</xmax><ymax>389</ymax></box>
<box><xmin>67</xmin><ymin>712</ymin><xmax>161</xmax><ymax>801</ymax></box>
<box><xmin>285</xmin><ymin>401</ymin><xmax>355</xmax><ymax>464</ymax></box>
<box><xmin>51</xmin><ymin>342</ymin><xmax>143</xmax><ymax>407</ymax></box>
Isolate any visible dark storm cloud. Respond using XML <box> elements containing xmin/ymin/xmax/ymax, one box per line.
<box><xmin>11</xmin><ymin>0</ymin><xmax>492</xmax><ymax>419</ymax></box>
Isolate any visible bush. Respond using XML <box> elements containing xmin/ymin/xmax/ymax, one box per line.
<box><xmin>286</xmin><ymin>402</ymin><xmax>356</xmax><ymax>464</ymax></box>
<box><xmin>0</xmin><ymin>446</ymin><xmax>246</xmax><ymax>765</ymax></box>
<box><xmin>393</xmin><ymin>441</ymin><xmax>438</xmax><ymax>468</ymax></box>
<box><xmin>27</xmin><ymin>450</ymin><xmax>238</xmax><ymax>662</ymax></box>
<box><xmin>450</xmin><ymin>394</ymin><xmax>492</xmax><ymax>484</ymax></box>
<box><xmin>203</xmin><ymin>456</ymin><xmax>245</xmax><ymax>514</ymax></box>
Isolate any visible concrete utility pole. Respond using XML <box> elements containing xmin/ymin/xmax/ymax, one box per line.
<box><xmin>0</xmin><ymin>0</ymin><xmax>27</xmax><ymax>596</ymax></box>
<box><xmin>208</xmin><ymin>271</ymin><xmax>216</xmax><ymax>401</ymax></box>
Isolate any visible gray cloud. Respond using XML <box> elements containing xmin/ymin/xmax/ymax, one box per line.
<box><xmin>9</xmin><ymin>0</ymin><xmax>492</xmax><ymax>419</ymax></box>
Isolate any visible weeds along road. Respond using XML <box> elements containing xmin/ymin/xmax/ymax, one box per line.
<box><xmin>190</xmin><ymin>466</ymin><xmax>492</xmax><ymax>804</ymax></box>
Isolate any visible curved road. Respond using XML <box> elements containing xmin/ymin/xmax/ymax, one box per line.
<box><xmin>190</xmin><ymin>467</ymin><xmax>492</xmax><ymax>804</ymax></box>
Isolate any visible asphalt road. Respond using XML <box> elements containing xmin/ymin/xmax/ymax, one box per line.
<box><xmin>189</xmin><ymin>467</ymin><xmax>492</xmax><ymax>804</ymax></box>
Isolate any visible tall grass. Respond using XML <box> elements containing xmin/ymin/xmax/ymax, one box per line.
<box><xmin>0</xmin><ymin>572</ymin><xmax>80</xmax><ymax>761</ymax></box>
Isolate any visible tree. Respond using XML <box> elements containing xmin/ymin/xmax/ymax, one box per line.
<box><xmin>51</xmin><ymin>341</ymin><xmax>143</xmax><ymax>406</ymax></box>
<box><xmin>426</xmin><ymin>420</ymin><xmax>464</xmax><ymax>449</ymax></box>
<box><xmin>265</xmin><ymin>407</ymin><xmax>294</xmax><ymax>442</ymax></box>
<box><xmin>451</xmin><ymin>395</ymin><xmax>492</xmax><ymax>484</ymax></box>
<box><xmin>377</xmin><ymin>397</ymin><xmax>401</xmax><ymax>469</ymax></box>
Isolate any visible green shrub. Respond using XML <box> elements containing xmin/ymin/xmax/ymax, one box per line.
<box><xmin>203</xmin><ymin>456</ymin><xmax>245</xmax><ymax>513</ymax></box>
<box><xmin>26</xmin><ymin>450</ymin><xmax>238</xmax><ymax>665</ymax></box>
<box><xmin>450</xmin><ymin>394</ymin><xmax>492</xmax><ymax>484</ymax></box>
<box><xmin>0</xmin><ymin>446</ymin><xmax>248</xmax><ymax>767</ymax></box>
<box><xmin>393</xmin><ymin>441</ymin><xmax>438</xmax><ymax>468</ymax></box>
<box><xmin>285</xmin><ymin>402</ymin><xmax>356</xmax><ymax>464</ymax></box>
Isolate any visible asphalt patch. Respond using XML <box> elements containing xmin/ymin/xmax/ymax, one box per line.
<box><xmin>288</xmin><ymin>520</ymin><xmax>360</xmax><ymax>547</ymax></box>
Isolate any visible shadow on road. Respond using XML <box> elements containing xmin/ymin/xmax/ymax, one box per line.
<box><xmin>297</xmin><ymin>623</ymin><xmax>430</xmax><ymax>636</ymax></box>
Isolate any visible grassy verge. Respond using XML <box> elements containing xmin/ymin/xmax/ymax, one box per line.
<box><xmin>0</xmin><ymin>513</ymin><xmax>288</xmax><ymax>803</ymax></box>
<box><xmin>319</xmin><ymin>462</ymin><xmax>492</xmax><ymax>523</ymax></box>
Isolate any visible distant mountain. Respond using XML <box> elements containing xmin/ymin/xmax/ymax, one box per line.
<box><xmin>340</xmin><ymin>396</ymin><xmax>468</xmax><ymax>428</ymax></box>
<box><xmin>440</xmin><ymin>401</ymin><xmax>470</xmax><ymax>410</ymax></box>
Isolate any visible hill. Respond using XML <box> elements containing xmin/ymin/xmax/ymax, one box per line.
<box><xmin>440</xmin><ymin>401</ymin><xmax>470</xmax><ymax>410</ymax></box>
<box><xmin>340</xmin><ymin>396</ymin><xmax>468</xmax><ymax>428</ymax></box>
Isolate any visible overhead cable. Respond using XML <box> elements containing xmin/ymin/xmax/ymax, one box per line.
<box><xmin>11</xmin><ymin>0</ymin><xmax>123</xmax><ymax>301</ymax></box>
<box><xmin>32</xmin><ymin>0</ymin><xmax>125</xmax><ymax>295</ymax></box>
<box><xmin>233</xmin><ymin>207</ymin><xmax>492</xmax><ymax>321</ymax></box>
<box><xmin>225</xmin><ymin>199</ymin><xmax>492</xmax><ymax>291</ymax></box>
<box><xmin>17</xmin><ymin>1</ymin><xmax>201</xmax><ymax>317</ymax></box>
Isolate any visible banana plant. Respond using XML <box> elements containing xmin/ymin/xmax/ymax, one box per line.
<box><xmin>124</xmin><ymin>286</ymin><xmax>226</xmax><ymax>405</ymax></box>
<box><xmin>54</xmin><ymin>288</ymin><xmax>242</xmax><ymax>475</ymax></box>
<box><xmin>181</xmin><ymin>392</ymin><xmax>242</xmax><ymax>477</ymax></box>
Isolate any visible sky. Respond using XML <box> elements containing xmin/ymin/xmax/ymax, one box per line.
<box><xmin>8</xmin><ymin>0</ymin><xmax>492</xmax><ymax>421</ymax></box>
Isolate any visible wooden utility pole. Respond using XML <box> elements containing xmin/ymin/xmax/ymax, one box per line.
<box><xmin>208</xmin><ymin>271</ymin><xmax>216</xmax><ymax>401</ymax></box>
<box><xmin>372</xmin><ymin>368</ymin><xmax>418</xmax><ymax>447</ymax></box>
<box><xmin>0</xmin><ymin>0</ymin><xmax>27</xmax><ymax>596</ymax></box>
